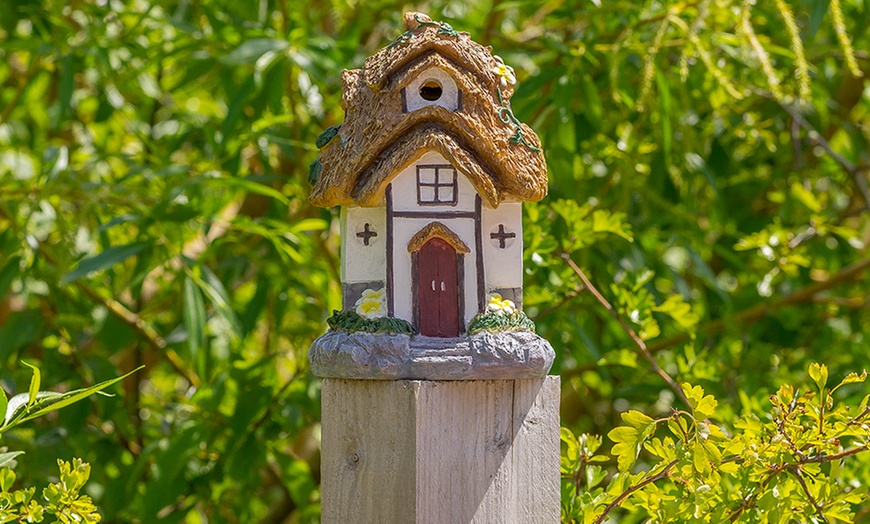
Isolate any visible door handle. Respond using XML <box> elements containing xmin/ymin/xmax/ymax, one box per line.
<box><xmin>440</xmin><ymin>281</ymin><xmax>445</xmax><ymax>291</ymax></box>
<box><xmin>432</xmin><ymin>280</ymin><xmax>436</xmax><ymax>291</ymax></box>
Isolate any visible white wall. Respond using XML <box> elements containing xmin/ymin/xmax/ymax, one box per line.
<box><xmin>481</xmin><ymin>202</ymin><xmax>523</xmax><ymax>290</ymax></box>
<box><xmin>392</xmin><ymin>217</ymin><xmax>478</xmax><ymax>326</ymax></box>
<box><xmin>341</xmin><ymin>206</ymin><xmax>387</xmax><ymax>284</ymax></box>
<box><xmin>390</xmin><ymin>151</ymin><xmax>477</xmax><ymax>213</ymax></box>
<box><xmin>342</xmin><ymin>150</ymin><xmax>523</xmax><ymax>326</ymax></box>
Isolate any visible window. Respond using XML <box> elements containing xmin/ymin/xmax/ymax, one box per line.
<box><xmin>416</xmin><ymin>165</ymin><xmax>457</xmax><ymax>205</ymax></box>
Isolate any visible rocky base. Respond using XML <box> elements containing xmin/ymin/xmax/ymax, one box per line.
<box><xmin>309</xmin><ymin>330</ymin><xmax>555</xmax><ymax>380</ymax></box>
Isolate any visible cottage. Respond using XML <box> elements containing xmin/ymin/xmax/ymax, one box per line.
<box><xmin>309</xmin><ymin>13</ymin><xmax>554</xmax><ymax>379</ymax></box>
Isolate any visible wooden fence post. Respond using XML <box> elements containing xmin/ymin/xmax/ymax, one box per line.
<box><xmin>320</xmin><ymin>377</ymin><xmax>560</xmax><ymax>523</ymax></box>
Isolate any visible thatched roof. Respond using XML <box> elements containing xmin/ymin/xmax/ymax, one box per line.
<box><xmin>310</xmin><ymin>12</ymin><xmax>547</xmax><ymax>209</ymax></box>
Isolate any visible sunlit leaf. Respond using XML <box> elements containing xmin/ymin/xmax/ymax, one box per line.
<box><xmin>0</xmin><ymin>452</ymin><xmax>23</xmax><ymax>469</ymax></box>
<box><xmin>184</xmin><ymin>275</ymin><xmax>207</xmax><ymax>372</ymax></box>
<box><xmin>221</xmin><ymin>39</ymin><xmax>289</xmax><ymax>66</ymax></box>
<box><xmin>809</xmin><ymin>363</ymin><xmax>829</xmax><ymax>392</ymax></box>
<box><xmin>681</xmin><ymin>383</ymin><xmax>718</xmax><ymax>419</ymax></box>
<box><xmin>61</xmin><ymin>242</ymin><xmax>148</xmax><ymax>284</ymax></box>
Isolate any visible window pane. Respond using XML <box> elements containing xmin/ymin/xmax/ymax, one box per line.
<box><xmin>418</xmin><ymin>168</ymin><xmax>436</xmax><ymax>184</ymax></box>
<box><xmin>438</xmin><ymin>186</ymin><xmax>455</xmax><ymax>203</ymax></box>
<box><xmin>437</xmin><ymin>167</ymin><xmax>455</xmax><ymax>184</ymax></box>
<box><xmin>419</xmin><ymin>186</ymin><xmax>436</xmax><ymax>203</ymax></box>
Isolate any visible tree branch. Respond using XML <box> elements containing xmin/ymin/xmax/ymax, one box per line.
<box><xmin>789</xmin><ymin>467</ymin><xmax>828</xmax><ymax>523</ymax></box>
<box><xmin>754</xmin><ymin>87</ymin><xmax>870</xmax><ymax>210</ymax></box>
<box><xmin>72</xmin><ymin>282</ymin><xmax>200</xmax><ymax>388</ymax></box>
<box><xmin>592</xmin><ymin>459</ymin><xmax>679</xmax><ymax>524</ymax></box>
<box><xmin>645</xmin><ymin>257</ymin><xmax>870</xmax><ymax>355</ymax></box>
<box><xmin>530</xmin><ymin>289</ymin><xmax>581</xmax><ymax>321</ymax></box>
<box><xmin>0</xmin><ymin>201</ymin><xmax>201</xmax><ymax>388</ymax></box>
<box><xmin>727</xmin><ymin>446</ymin><xmax>869</xmax><ymax>520</ymax></box>
<box><xmin>561</xmin><ymin>253</ymin><xmax>691</xmax><ymax>408</ymax></box>
<box><xmin>795</xmin><ymin>445</ymin><xmax>868</xmax><ymax>464</ymax></box>
<box><xmin>0</xmin><ymin>55</ymin><xmax>42</xmax><ymax>126</ymax></box>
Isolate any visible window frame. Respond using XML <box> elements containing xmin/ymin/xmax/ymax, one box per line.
<box><xmin>416</xmin><ymin>164</ymin><xmax>458</xmax><ymax>206</ymax></box>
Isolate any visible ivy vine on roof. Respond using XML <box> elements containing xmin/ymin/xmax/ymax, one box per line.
<box><xmin>388</xmin><ymin>13</ymin><xmax>467</xmax><ymax>48</ymax></box>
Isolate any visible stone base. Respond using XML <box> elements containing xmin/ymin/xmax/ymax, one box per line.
<box><xmin>309</xmin><ymin>330</ymin><xmax>555</xmax><ymax>380</ymax></box>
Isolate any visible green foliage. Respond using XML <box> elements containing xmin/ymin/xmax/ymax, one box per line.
<box><xmin>467</xmin><ymin>309</ymin><xmax>536</xmax><ymax>335</ymax></box>
<box><xmin>0</xmin><ymin>362</ymin><xmax>136</xmax><ymax>523</ymax></box>
<box><xmin>0</xmin><ymin>459</ymin><xmax>100</xmax><ymax>524</ymax></box>
<box><xmin>1</xmin><ymin>365</ymin><xmax>141</xmax><ymax>436</ymax></box>
<box><xmin>563</xmin><ymin>364</ymin><xmax>870</xmax><ymax>522</ymax></box>
<box><xmin>326</xmin><ymin>309</ymin><xmax>415</xmax><ymax>335</ymax></box>
<box><xmin>1</xmin><ymin>0</ymin><xmax>868</xmax><ymax>522</ymax></box>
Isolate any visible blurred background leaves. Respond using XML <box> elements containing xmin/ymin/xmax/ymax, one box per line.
<box><xmin>0</xmin><ymin>0</ymin><xmax>868</xmax><ymax>522</ymax></box>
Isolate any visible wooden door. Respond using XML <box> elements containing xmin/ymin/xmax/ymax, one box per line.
<box><xmin>417</xmin><ymin>237</ymin><xmax>460</xmax><ymax>337</ymax></box>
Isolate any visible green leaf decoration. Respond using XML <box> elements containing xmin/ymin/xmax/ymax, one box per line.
<box><xmin>308</xmin><ymin>157</ymin><xmax>323</xmax><ymax>185</ymax></box>
<box><xmin>495</xmin><ymin>88</ymin><xmax>542</xmax><ymax>153</ymax></box>
<box><xmin>61</xmin><ymin>242</ymin><xmax>148</xmax><ymax>284</ymax></box>
<box><xmin>315</xmin><ymin>125</ymin><xmax>341</xmax><ymax>149</ymax></box>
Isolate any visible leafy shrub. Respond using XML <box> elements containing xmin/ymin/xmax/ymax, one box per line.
<box><xmin>562</xmin><ymin>363</ymin><xmax>870</xmax><ymax>523</ymax></box>
<box><xmin>1</xmin><ymin>1</ymin><xmax>867</xmax><ymax>521</ymax></box>
<box><xmin>0</xmin><ymin>459</ymin><xmax>101</xmax><ymax>524</ymax></box>
<box><xmin>0</xmin><ymin>363</ymin><xmax>139</xmax><ymax>523</ymax></box>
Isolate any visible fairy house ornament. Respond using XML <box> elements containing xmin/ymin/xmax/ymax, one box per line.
<box><xmin>309</xmin><ymin>13</ymin><xmax>554</xmax><ymax>380</ymax></box>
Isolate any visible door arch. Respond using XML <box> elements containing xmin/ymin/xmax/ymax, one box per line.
<box><xmin>408</xmin><ymin>223</ymin><xmax>468</xmax><ymax>337</ymax></box>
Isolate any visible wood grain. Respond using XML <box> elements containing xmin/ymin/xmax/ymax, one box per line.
<box><xmin>321</xmin><ymin>376</ymin><xmax>560</xmax><ymax>523</ymax></box>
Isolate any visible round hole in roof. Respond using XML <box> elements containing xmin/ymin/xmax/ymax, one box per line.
<box><xmin>419</xmin><ymin>80</ymin><xmax>443</xmax><ymax>101</ymax></box>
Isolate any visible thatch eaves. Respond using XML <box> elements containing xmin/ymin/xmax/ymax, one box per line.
<box><xmin>309</xmin><ymin>13</ymin><xmax>547</xmax><ymax>209</ymax></box>
<box><xmin>353</xmin><ymin>124</ymin><xmax>500</xmax><ymax>207</ymax></box>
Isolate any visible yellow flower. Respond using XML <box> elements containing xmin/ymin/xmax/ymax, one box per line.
<box><xmin>491</xmin><ymin>57</ymin><xmax>516</xmax><ymax>87</ymax></box>
<box><xmin>486</xmin><ymin>293</ymin><xmax>516</xmax><ymax>315</ymax></box>
<box><xmin>360</xmin><ymin>288</ymin><xmax>384</xmax><ymax>300</ymax></box>
<box><xmin>356</xmin><ymin>299</ymin><xmax>386</xmax><ymax>319</ymax></box>
<box><xmin>355</xmin><ymin>288</ymin><xmax>386</xmax><ymax>319</ymax></box>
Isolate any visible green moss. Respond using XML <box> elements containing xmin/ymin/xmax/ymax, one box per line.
<box><xmin>467</xmin><ymin>309</ymin><xmax>536</xmax><ymax>335</ymax></box>
<box><xmin>327</xmin><ymin>309</ymin><xmax>415</xmax><ymax>335</ymax></box>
